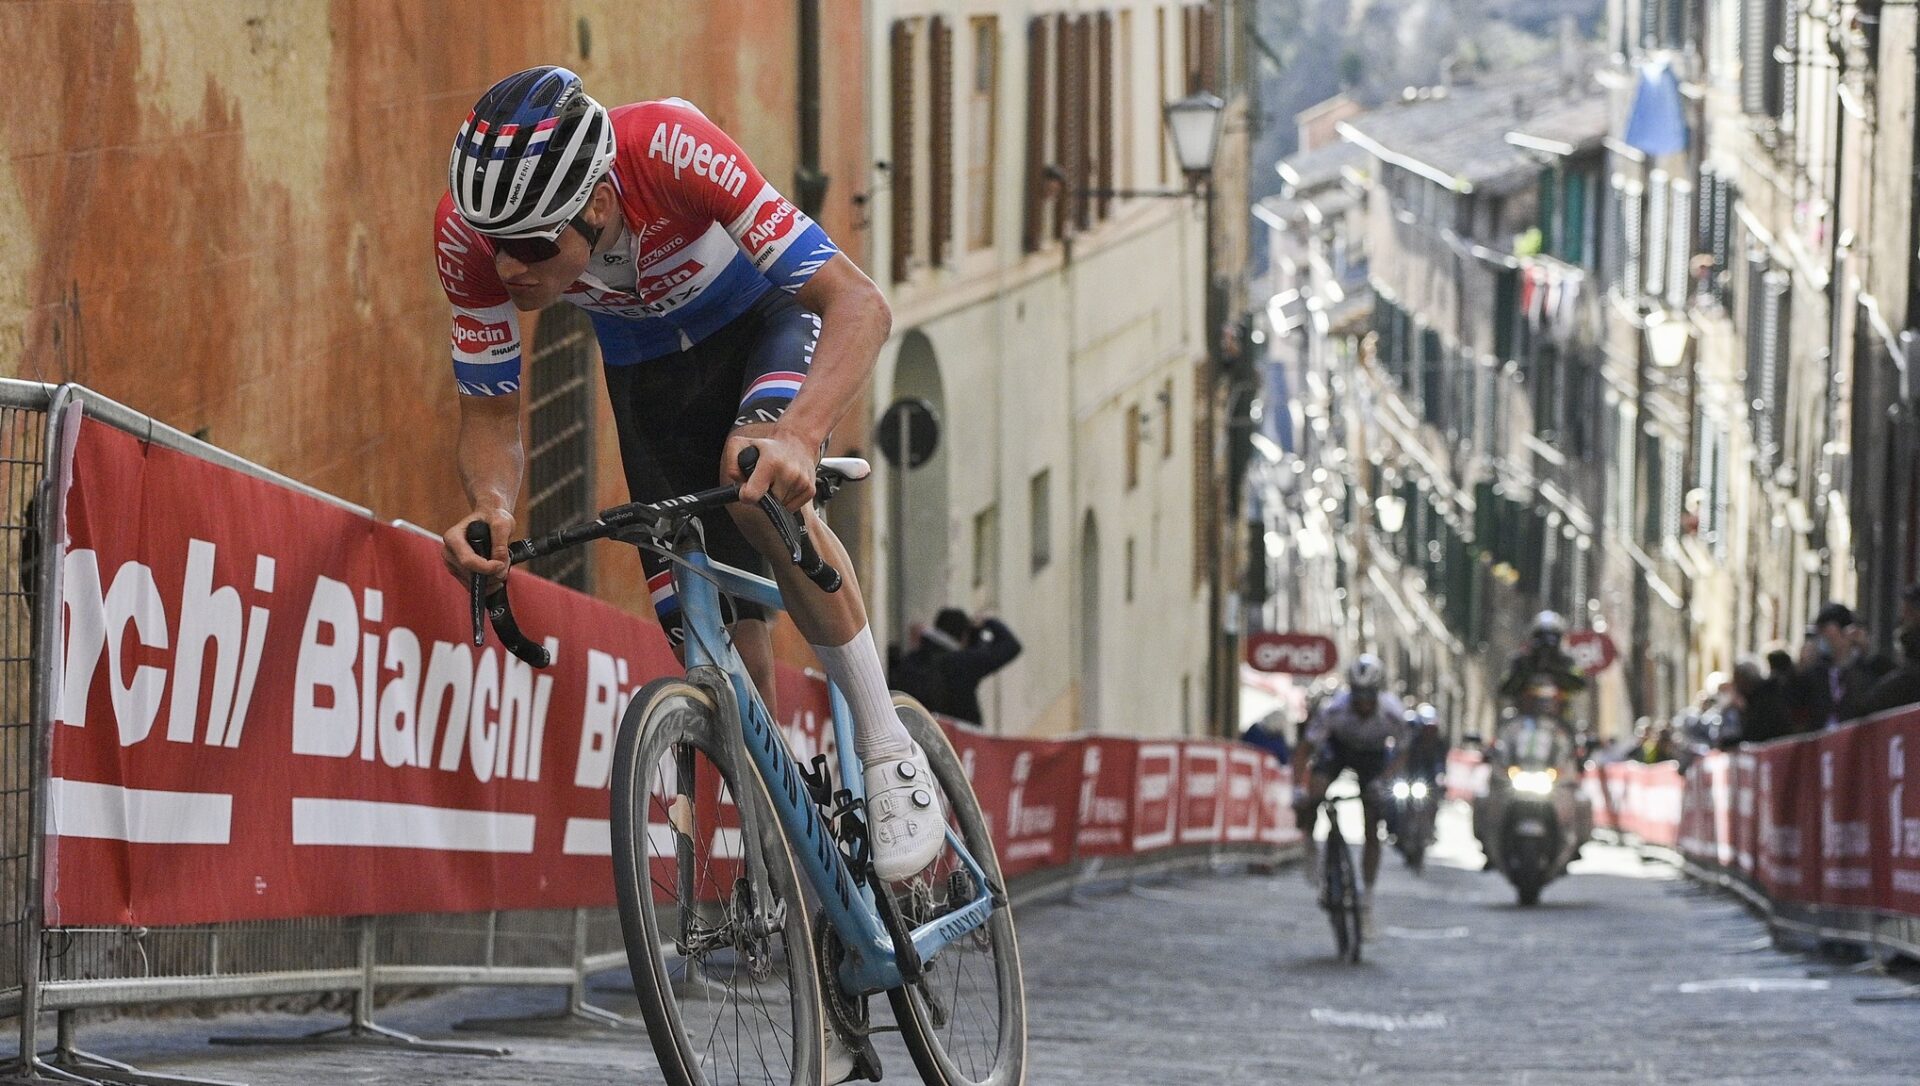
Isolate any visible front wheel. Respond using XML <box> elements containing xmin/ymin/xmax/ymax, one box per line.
<box><xmin>883</xmin><ymin>696</ymin><xmax>1028</xmax><ymax>1086</ymax></box>
<box><xmin>611</xmin><ymin>678</ymin><xmax>825</xmax><ymax>1086</ymax></box>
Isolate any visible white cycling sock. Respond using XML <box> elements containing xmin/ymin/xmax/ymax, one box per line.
<box><xmin>812</xmin><ymin>625</ymin><xmax>914</xmax><ymax>763</ymax></box>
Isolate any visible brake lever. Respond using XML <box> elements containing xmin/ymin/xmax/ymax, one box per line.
<box><xmin>736</xmin><ymin>447</ymin><xmax>842</xmax><ymax>593</ymax></box>
<box><xmin>464</xmin><ymin>521</ymin><xmax>491</xmax><ymax>648</ymax></box>
<box><xmin>462</xmin><ymin>521</ymin><xmax>553</xmax><ymax>668</ymax></box>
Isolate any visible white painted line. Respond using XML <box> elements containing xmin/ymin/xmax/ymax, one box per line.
<box><xmin>563</xmin><ymin>817</ymin><xmax>611</xmax><ymax>856</ymax></box>
<box><xmin>49</xmin><ymin>778</ymin><xmax>233</xmax><ymax>844</ymax></box>
<box><xmin>291</xmin><ymin>798</ymin><xmax>535</xmax><ymax>853</ymax></box>
<box><xmin>1676</xmin><ymin>977</ymin><xmax>1831</xmax><ymax>994</ymax></box>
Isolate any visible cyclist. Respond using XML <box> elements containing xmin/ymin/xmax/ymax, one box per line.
<box><xmin>433</xmin><ymin>67</ymin><xmax>945</xmax><ymax>885</ymax></box>
<box><xmin>1498</xmin><ymin>610</ymin><xmax>1588</xmax><ymax>704</ymax></box>
<box><xmin>1401</xmin><ymin>703</ymin><xmax>1449</xmax><ymax>786</ymax></box>
<box><xmin>1292</xmin><ymin>654</ymin><xmax>1409</xmax><ymax>933</ymax></box>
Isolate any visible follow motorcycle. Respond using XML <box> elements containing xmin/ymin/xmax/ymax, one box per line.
<box><xmin>1474</xmin><ymin>682</ymin><xmax>1590</xmax><ymax>905</ymax></box>
<box><xmin>1387</xmin><ymin>773</ymin><xmax>1438</xmax><ymax>873</ymax></box>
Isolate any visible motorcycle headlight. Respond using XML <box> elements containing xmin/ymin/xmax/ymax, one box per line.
<box><xmin>1391</xmin><ymin>781</ymin><xmax>1411</xmax><ymax>799</ymax></box>
<box><xmin>1511</xmin><ymin>769</ymin><xmax>1557</xmax><ymax>795</ymax></box>
<box><xmin>1410</xmin><ymin>781</ymin><xmax>1428</xmax><ymax>799</ymax></box>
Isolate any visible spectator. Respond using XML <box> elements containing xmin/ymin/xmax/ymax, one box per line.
<box><xmin>1240</xmin><ymin>709</ymin><xmax>1293</xmax><ymax>764</ymax></box>
<box><xmin>1790</xmin><ymin>603</ymin><xmax>1894</xmax><ymax>730</ymax></box>
<box><xmin>1857</xmin><ymin>624</ymin><xmax>1920</xmax><ymax>719</ymax></box>
<box><xmin>1902</xmin><ymin>582</ymin><xmax>1920</xmax><ymax>636</ymax></box>
<box><xmin>886</xmin><ymin>608</ymin><xmax>1022</xmax><ymax>726</ymax></box>
<box><xmin>1731</xmin><ymin>655</ymin><xmax>1794</xmax><ymax>744</ymax></box>
<box><xmin>1625</xmin><ymin>718</ymin><xmax>1674</xmax><ymax>764</ymax></box>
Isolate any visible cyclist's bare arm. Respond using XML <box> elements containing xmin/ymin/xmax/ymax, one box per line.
<box><xmin>442</xmin><ymin>391</ymin><xmax>524</xmax><ymax>582</ymax></box>
<box><xmin>728</xmin><ymin>253</ymin><xmax>890</xmax><ymax>510</ymax></box>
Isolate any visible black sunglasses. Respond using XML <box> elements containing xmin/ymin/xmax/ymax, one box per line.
<box><xmin>487</xmin><ymin>213</ymin><xmax>603</xmax><ymax>265</ymax></box>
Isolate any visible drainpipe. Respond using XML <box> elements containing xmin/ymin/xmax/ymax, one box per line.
<box><xmin>795</xmin><ymin>0</ymin><xmax>828</xmax><ymax>217</ymax></box>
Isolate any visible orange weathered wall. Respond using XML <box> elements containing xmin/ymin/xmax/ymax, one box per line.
<box><xmin>1</xmin><ymin>0</ymin><xmax>872</xmax><ymax>631</ymax></box>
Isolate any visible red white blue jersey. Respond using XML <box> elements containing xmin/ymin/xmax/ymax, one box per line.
<box><xmin>435</xmin><ymin>99</ymin><xmax>839</xmax><ymax>395</ymax></box>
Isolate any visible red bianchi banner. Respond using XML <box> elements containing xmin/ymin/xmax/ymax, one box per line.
<box><xmin>1680</xmin><ymin>707</ymin><xmax>1920</xmax><ymax>917</ymax></box>
<box><xmin>48</xmin><ymin>419</ymin><xmax>1298</xmax><ymax>927</ymax></box>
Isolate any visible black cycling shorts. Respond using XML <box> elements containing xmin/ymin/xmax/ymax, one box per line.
<box><xmin>597</xmin><ymin>290</ymin><xmax>821</xmax><ymax>643</ymax></box>
<box><xmin>1312</xmin><ymin>738</ymin><xmax>1391</xmax><ymax>788</ymax></box>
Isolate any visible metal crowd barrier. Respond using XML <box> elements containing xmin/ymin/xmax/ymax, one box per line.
<box><xmin>0</xmin><ymin>381</ymin><xmax>645</xmax><ymax>1086</ymax></box>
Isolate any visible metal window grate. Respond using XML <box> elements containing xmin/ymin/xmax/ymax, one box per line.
<box><xmin>525</xmin><ymin>306</ymin><xmax>596</xmax><ymax>592</ymax></box>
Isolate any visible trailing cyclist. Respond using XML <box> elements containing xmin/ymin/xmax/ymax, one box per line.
<box><xmin>433</xmin><ymin>67</ymin><xmax>947</xmax><ymax>886</ymax></box>
<box><xmin>1291</xmin><ymin>654</ymin><xmax>1410</xmax><ymax>935</ymax></box>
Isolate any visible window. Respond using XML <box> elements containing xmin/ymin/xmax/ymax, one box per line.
<box><xmin>1030</xmin><ymin>468</ymin><xmax>1052</xmax><ymax>573</ymax></box>
<box><xmin>968</xmin><ymin>17</ymin><xmax>998</xmax><ymax>251</ymax></box>
<box><xmin>1125</xmin><ymin>537</ymin><xmax>1136</xmax><ymax>602</ymax></box>
<box><xmin>1126</xmin><ymin>403</ymin><xmax>1143</xmax><ymax>489</ymax></box>
<box><xmin>525</xmin><ymin>306</ymin><xmax>596</xmax><ymax>591</ymax></box>
<box><xmin>1741</xmin><ymin>0</ymin><xmax>1784</xmax><ymax>117</ymax></box>
<box><xmin>973</xmin><ymin>503</ymin><xmax>999</xmax><ymax>590</ymax></box>
<box><xmin>1665</xmin><ymin>178</ymin><xmax>1691</xmax><ymax>307</ymax></box>
<box><xmin>1161</xmin><ymin>379</ymin><xmax>1175</xmax><ymax>459</ymax></box>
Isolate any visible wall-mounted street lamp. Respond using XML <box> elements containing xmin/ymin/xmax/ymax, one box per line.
<box><xmin>1375</xmin><ymin>494</ymin><xmax>1408</xmax><ymax>535</ymax></box>
<box><xmin>1645</xmin><ymin>311</ymin><xmax>1692</xmax><ymax>369</ymax></box>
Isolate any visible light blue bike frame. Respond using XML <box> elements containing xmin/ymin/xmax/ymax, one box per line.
<box><xmin>670</xmin><ymin>543</ymin><xmax>995</xmax><ymax>996</ymax></box>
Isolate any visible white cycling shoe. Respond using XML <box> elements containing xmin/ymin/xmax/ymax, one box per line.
<box><xmin>864</xmin><ymin>742</ymin><xmax>946</xmax><ymax>882</ymax></box>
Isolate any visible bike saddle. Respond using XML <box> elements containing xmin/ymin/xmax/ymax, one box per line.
<box><xmin>820</xmin><ymin>456</ymin><xmax>871</xmax><ymax>480</ymax></box>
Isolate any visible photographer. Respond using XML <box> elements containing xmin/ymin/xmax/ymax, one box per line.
<box><xmin>888</xmin><ymin>608</ymin><xmax>1023</xmax><ymax>726</ymax></box>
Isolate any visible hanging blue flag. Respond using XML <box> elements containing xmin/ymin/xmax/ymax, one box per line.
<box><xmin>1624</xmin><ymin>60</ymin><xmax>1688</xmax><ymax>156</ymax></box>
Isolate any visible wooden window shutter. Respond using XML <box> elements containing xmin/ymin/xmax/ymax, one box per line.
<box><xmin>1198</xmin><ymin>3</ymin><xmax>1219</xmax><ymax>93</ymax></box>
<box><xmin>1072</xmin><ymin>15</ymin><xmax>1094</xmax><ymax>232</ymax></box>
<box><xmin>930</xmin><ymin>16</ymin><xmax>954</xmax><ymax>267</ymax></box>
<box><xmin>1097</xmin><ymin>12</ymin><xmax>1114</xmax><ymax>221</ymax></box>
<box><xmin>1023</xmin><ymin>17</ymin><xmax>1048</xmax><ymax>253</ymax></box>
<box><xmin>890</xmin><ymin>20</ymin><xmax>916</xmax><ymax>283</ymax></box>
<box><xmin>1054</xmin><ymin>14</ymin><xmax>1076</xmax><ymax>241</ymax></box>
<box><xmin>1184</xmin><ymin>6</ymin><xmax>1202</xmax><ymax>94</ymax></box>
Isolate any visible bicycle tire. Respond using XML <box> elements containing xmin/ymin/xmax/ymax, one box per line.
<box><xmin>1320</xmin><ymin>827</ymin><xmax>1354</xmax><ymax>961</ymax></box>
<box><xmin>883</xmin><ymin>696</ymin><xmax>1028</xmax><ymax>1086</ymax></box>
<box><xmin>611</xmin><ymin>678</ymin><xmax>826</xmax><ymax>1086</ymax></box>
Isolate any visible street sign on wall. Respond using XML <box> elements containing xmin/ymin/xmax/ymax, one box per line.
<box><xmin>1244</xmin><ymin>632</ymin><xmax>1338</xmax><ymax>676</ymax></box>
<box><xmin>1567</xmin><ymin>630</ymin><xmax>1619</xmax><ymax>674</ymax></box>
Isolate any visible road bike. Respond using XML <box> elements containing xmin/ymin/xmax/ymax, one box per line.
<box><xmin>467</xmin><ymin>452</ymin><xmax>1026</xmax><ymax>1085</ymax></box>
<box><xmin>1315</xmin><ymin>793</ymin><xmax>1364</xmax><ymax>963</ymax></box>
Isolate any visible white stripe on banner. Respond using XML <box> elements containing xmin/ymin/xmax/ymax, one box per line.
<box><xmin>563</xmin><ymin>817</ymin><xmax>611</xmax><ymax>856</ymax></box>
<box><xmin>291</xmin><ymin>798</ymin><xmax>536</xmax><ymax>853</ymax></box>
<box><xmin>49</xmin><ymin>778</ymin><xmax>234</xmax><ymax>844</ymax></box>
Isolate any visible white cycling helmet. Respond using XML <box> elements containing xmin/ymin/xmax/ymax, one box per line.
<box><xmin>449</xmin><ymin>66</ymin><xmax>617</xmax><ymax>239</ymax></box>
<box><xmin>1346</xmin><ymin>653</ymin><xmax>1385</xmax><ymax>693</ymax></box>
<box><xmin>1532</xmin><ymin>610</ymin><xmax>1568</xmax><ymax>641</ymax></box>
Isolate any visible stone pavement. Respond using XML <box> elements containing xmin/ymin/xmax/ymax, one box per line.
<box><xmin>23</xmin><ymin>804</ymin><xmax>1920</xmax><ymax>1085</ymax></box>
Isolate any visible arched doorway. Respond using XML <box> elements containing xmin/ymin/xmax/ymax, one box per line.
<box><xmin>888</xmin><ymin>330</ymin><xmax>950</xmax><ymax>642</ymax></box>
<box><xmin>1078</xmin><ymin>512</ymin><xmax>1101</xmax><ymax>733</ymax></box>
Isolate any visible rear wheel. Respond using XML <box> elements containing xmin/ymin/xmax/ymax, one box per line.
<box><xmin>882</xmin><ymin>697</ymin><xmax>1027</xmax><ymax>1086</ymax></box>
<box><xmin>611</xmin><ymin>679</ymin><xmax>824</xmax><ymax>1086</ymax></box>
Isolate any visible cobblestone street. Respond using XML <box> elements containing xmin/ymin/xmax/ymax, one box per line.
<box><xmin>45</xmin><ymin>806</ymin><xmax>1920</xmax><ymax>1085</ymax></box>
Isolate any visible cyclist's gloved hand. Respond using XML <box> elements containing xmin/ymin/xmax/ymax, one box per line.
<box><xmin>442</xmin><ymin>508</ymin><xmax>513</xmax><ymax>585</ymax></box>
<box><xmin>726</xmin><ymin>426</ymin><xmax>819</xmax><ymax>511</ymax></box>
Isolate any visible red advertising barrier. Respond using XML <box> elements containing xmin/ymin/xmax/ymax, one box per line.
<box><xmin>48</xmin><ymin>417</ymin><xmax>1299</xmax><ymax>928</ymax></box>
<box><xmin>1584</xmin><ymin>759</ymin><xmax>1684</xmax><ymax>848</ymax></box>
<box><xmin>1680</xmin><ymin>707</ymin><xmax>1920</xmax><ymax>920</ymax></box>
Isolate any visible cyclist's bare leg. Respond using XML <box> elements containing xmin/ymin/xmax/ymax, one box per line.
<box><xmin>726</xmin><ymin>501</ymin><xmax>914</xmax><ymax>758</ymax></box>
<box><xmin>1359</xmin><ymin>794</ymin><xmax>1386</xmax><ymax>892</ymax></box>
